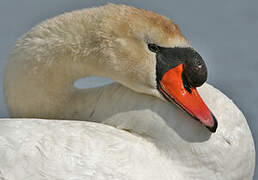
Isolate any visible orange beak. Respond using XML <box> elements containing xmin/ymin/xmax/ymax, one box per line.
<box><xmin>157</xmin><ymin>64</ymin><xmax>217</xmax><ymax>132</ymax></box>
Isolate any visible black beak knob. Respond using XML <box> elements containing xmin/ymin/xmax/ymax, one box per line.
<box><xmin>183</xmin><ymin>51</ymin><xmax>207</xmax><ymax>87</ymax></box>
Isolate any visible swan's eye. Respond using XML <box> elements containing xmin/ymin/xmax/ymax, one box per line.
<box><xmin>148</xmin><ymin>44</ymin><xmax>160</xmax><ymax>53</ymax></box>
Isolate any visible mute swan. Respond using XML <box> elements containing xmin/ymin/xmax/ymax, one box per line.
<box><xmin>1</xmin><ymin>4</ymin><xmax>255</xmax><ymax>180</ymax></box>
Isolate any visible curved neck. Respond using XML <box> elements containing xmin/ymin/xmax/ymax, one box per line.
<box><xmin>4</xmin><ymin>5</ymin><xmax>158</xmax><ymax>119</ymax></box>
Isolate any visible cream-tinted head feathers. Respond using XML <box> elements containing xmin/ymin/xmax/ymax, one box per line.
<box><xmin>86</xmin><ymin>4</ymin><xmax>191</xmax><ymax>96</ymax></box>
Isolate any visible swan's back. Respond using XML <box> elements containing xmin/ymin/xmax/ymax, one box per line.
<box><xmin>0</xmin><ymin>119</ymin><xmax>181</xmax><ymax>180</ymax></box>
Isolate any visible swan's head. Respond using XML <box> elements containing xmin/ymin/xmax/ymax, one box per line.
<box><xmin>87</xmin><ymin>4</ymin><xmax>217</xmax><ymax>132</ymax></box>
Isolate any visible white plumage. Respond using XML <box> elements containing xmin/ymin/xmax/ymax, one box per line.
<box><xmin>0</xmin><ymin>83</ymin><xmax>255</xmax><ymax>180</ymax></box>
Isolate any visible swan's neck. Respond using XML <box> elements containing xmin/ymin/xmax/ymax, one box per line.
<box><xmin>4</xmin><ymin>6</ymin><xmax>159</xmax><ymax>119</ymax></box>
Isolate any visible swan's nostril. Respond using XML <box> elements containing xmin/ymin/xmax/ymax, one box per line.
<box><xmin>182</xmin><ymin>72</ymin><xmax>192</xmax><ymax>94</ymax></box>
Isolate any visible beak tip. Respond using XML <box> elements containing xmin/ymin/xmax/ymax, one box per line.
<box><xmin>206</xmin><ymin>113</ymin><xmax>218</xmax><ymax>133</ymax></box>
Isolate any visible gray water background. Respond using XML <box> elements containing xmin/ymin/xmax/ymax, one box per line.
<box><xmin>0</xmin><ymin>0</ymin><xmax>257</xmax><ymax>178</ymax></box>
